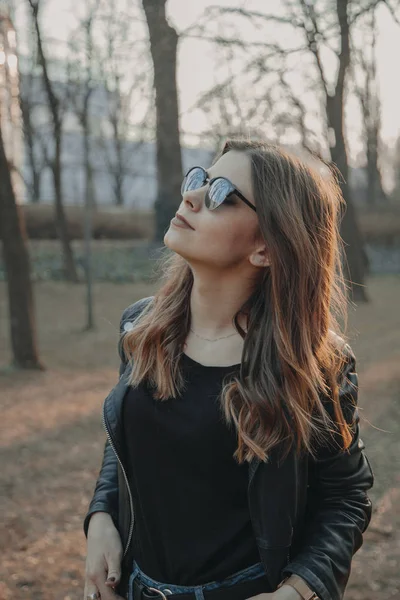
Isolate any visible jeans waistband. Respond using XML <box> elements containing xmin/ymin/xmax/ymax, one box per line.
<box><xmin>128</xmin><ymin>560</ymin><xmax>270</xmax><ymax>600</ymax></box>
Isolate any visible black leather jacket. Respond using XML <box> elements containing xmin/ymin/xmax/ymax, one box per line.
<box><xmin>83</xmin><ymin>297</ymin><xmax>374</xmax><ymax>600</ymax></box>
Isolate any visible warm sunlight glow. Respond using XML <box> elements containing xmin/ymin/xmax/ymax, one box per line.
<box><xmin>7</xmin><ymin>53</ymin><xmax>18</xmax><ymax>75</ymax></box>
<box><xmin>7</xmin><ymin>29</ymin><xmax>16</xmax><ymax>48</ymax></box>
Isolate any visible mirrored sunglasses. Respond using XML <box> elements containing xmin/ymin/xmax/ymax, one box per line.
<box><xmin>181</xmin><ymin>166</ymin><xmax>256</xmax><ymax>212</ymax></box>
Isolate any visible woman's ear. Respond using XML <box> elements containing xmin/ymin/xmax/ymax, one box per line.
<box><xmin>249</xmin><ymin>247</ymin><xmax>270</xmax><ymax>268</ymax></box>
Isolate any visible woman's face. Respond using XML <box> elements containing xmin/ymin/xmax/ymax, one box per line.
<box><xmin>164</xmin><ymin>150</ymin><xmax>265</xmax><ymax>270</ymax></box>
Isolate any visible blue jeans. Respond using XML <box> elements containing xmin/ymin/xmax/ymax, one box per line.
<box><xmin>128</xmin><ymin>560</ymin><xmax>269</xmax><ymax>600</ymax></box>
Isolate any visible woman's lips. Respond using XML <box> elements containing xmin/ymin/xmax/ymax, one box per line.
<box><xmin>171</xmin><ymin>214</ymin><xmax>194</xmax><ymax>229</ymax></box>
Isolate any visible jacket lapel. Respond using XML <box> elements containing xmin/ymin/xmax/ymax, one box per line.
<box><xmin>248</xmin><ymin>448</ymin><xmax>297</xmax><ymax>588</ymax></box>
<box><xmin>103</xmin><ymin>364</ymin><xmax>132</xmax><ymax>459</ymax></box>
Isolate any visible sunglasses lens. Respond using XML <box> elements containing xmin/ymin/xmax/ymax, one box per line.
<box><xmin>206</xmin><ymin>178</ymin><xmax>233</xmax><ymax>210</ymax></box>
<box><xmin>181</xmin><ymin>167</ymin><xmax>206</xmax><ymax>194</ymax></box>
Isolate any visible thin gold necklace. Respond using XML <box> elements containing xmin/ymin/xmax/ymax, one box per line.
<box><xmin>189</xmin><ymin>327</ymin><xmax>239</xmax><ymax>342</ymax></box>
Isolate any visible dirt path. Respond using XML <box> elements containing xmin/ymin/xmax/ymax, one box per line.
<box><xmin>0</xmin><ymin>276</ymin><xmax>399</xmax><ymax>600</ymax></box>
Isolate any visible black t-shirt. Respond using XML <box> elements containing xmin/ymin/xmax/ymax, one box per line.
<box><xmin>122</xmin><ymin>352</ymin><xmax>260</xmax><ymax>585</ymax></box>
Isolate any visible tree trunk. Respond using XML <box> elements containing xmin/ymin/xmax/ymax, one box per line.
<box><xmin>359</xmin><ymin>8</ymin><xmax>387</xmax><ymax>208</ymax></box>
<box><xmin>327</xmin><ymin>0</ymin><xmax>368</xmax><ymax>302</ymax></box>
<box><xmin>366</xmin><ymin>125</ymin><xmax>388</xmax><ymax>206</ymax></box>
<box><xmin>0</xmin><ymin>125</ymin><xmax>43</xmax><ymax>369</ymax></box>
<box><xmin>114</xmin><ymin>173</ymin><xmax>124</xmax><ymax>206</ymax></box>
<box><xmin>83</xmin><ymin>123</ymin><xmax>95</xmax><ymax>329</ymax></box>
<box><xmin>142</xmin><ymin>0</ymin><xmax>183</xmax><ymax>242</ymax></box>
<box><xmin>31</xmin><ymin>160</ymin><xmax>41</xmax><ymax>203</ymax></box>
<box><xmin>327</xmin><ymin>93</ymin><xmax>368</xmax><ymax>302</ymax></box>
<box><xmin>114</xmin><ymin>134</ymin><xmax>124</xmax><ymax>206</ymax></box>
<box><xmin>20</xmin><ymin>95</ymin><xmax>41</xmax><ymax>203</ymax></box>
<box><xmin>29</xmin><ymin>0</ymin><xmax>77</xmax><ymax>281</ymax></box>
<box><xmin>53</xmin><ymin>128</ymin><xmax>78</xmax><ymax>281</ymax></box>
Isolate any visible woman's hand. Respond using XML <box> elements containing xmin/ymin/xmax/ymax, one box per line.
<box><xmin>83</xmin><ymin>511</ymin><xmax>125</xmax><ymax>600</ymax></box>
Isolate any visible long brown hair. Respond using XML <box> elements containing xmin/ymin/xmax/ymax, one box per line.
<box><xmin>122</xmin><ymin>139</ymin><xmax>354</xmax><ymax>463</ymax></box>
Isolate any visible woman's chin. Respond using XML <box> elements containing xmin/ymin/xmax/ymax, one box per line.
<box><xmin>164</xmin><ymin>227</ymin><xmax>187</xmax><ymax>249</ymax></box>
<box><xmin>163</xmin><ymin>228</ymin><xmax>175</xmax><ymax>249</ymax></box>
<box><xmin>164</xmin><ymin>231</ymin><xmax>192</xmax><ymax>259</ymax></box>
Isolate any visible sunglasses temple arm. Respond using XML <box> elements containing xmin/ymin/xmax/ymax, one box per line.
<box><xmin>237</xmin><ymin>191</ymin><xmax>257</xmax><ymax>212</ymax></box>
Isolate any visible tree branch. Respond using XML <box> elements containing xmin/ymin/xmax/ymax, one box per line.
<box><xmin>297</xmin><ymin>0</ymin><xmax>329</xmax><ymax>97</ymax></box>
<box><xmin>336</xmin><ymin>0</ymin><xmax>350</xmax><ymax>98</ymax></box>
<box><xmin>181</xmin><ymin>5</ymin><xmax>300</xmax><ymax>36</ymax></box>
<box><xmin>382</xmin><ymin>0</ymin><xmax>400</xmax><ymax>25</ymax></box>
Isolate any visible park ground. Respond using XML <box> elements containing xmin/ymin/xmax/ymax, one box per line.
<box><xmin>0</xmin><ymin>275</ymin><xmax>399</xmax><ymax>600</ymax></box>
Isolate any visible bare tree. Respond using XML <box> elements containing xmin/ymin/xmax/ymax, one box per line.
<box><xmin>0</xmin><ymin>122</ymin><xmax>43</xmax><ymax>369</ymax></box>
<box><xmin>191</xmin><ymin>54</ymin><xmax>323</xmax><ymax>159</ymax></box>
<box><xmin>16</xmin><ymin>21</ymin><xmax>47</xmax><ymax>204</ymax></box>
<box><xmin>19</xmin><ymin>77</ymin><xmax>44</xmax><ymax>202</ymax></box>
<box><xmin>67</xmin><ymin>3</ymin><xmax>104</xmax><ymax>329</ymax></box>
<box><xmin>351</xmin><ymin>8</ymin><xmax>388</xmax><ymax>206</ymax></box>
<box><xmin>277</xmin><ymin>0</ymin><xmax>400</xmax><ymax>295</ymax></box>
<box><xmin>283</xmin><ymin>0</ymin><xmax>368</xmax><ymax>301</ymax></box>
<box><xmin>100</xmin><ymin>73</ymin><xmax>149</xmax><ymax>207</ymax></box>
<box><xmin>188</xmin><ymin>37</ymin><xmax>278</xmax><ymax>151</ymax></box>
<box><xmin>107</xmin><ymin>80</ymin><xmax>126</xmax><ymax>207</ymax></box>
<box><xmin>182</xmin><ymin>8</ymin><xmax>325</xmax><ymax>153</ymax></box>
<box><xmin>27</xmin><ymin>0</ymin><xmax>78</xmax><ymax>281</ymax></box>
<box><xmin>94</xmin><ymin>2</ymin><xmax>152</xmax><ymax>207</ymax></box>
<box><xmin>142</xmin><ymin>0</ymin><xmax>183</xmax><ymax>241</ymax></box>
<box><xmin>185</xmin><ymin>1</ymin><xmax>371</xmax><ymax>301</ymax></box>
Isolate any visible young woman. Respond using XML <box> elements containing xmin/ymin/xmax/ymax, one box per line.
<box><xmin>83</xmin><ymin>140</ymin><xmax>374</xmax><ymax>600</ymax></box>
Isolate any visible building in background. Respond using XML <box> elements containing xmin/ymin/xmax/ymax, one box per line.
<box><xmin>16</xmin><ymin>61</ymin><xmax>371</xmax><ymax>210</ymax></box>
<box><xmin>18</xmin><ymin>64</ymin><xmax>214</xmax><ymax>209</ymax></box>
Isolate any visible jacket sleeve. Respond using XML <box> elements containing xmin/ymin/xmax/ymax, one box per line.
<box><xmin>281</xmin><ymin>344</ymin><xmax>374</xmax><ymax>600</ymax></box>
<box><xmin>82</xmin><ymin>307</ymin><xmax>131</xmax><ymax>538</ymax></box>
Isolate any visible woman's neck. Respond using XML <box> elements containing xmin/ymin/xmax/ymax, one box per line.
<box><xmin>189</xmin><ymin>276</ymin><xmax>252</xmax><ymax>339</ymax></box>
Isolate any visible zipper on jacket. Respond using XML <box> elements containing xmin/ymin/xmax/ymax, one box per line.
<box><xmin>102</xmin><ymin>402</ymin><xmax>134</xmax><ymax>559</ymax></box>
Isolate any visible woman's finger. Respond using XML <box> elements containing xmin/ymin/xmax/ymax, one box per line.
<box><xmin>92</xmin><ymin>577</ymin><xmax>126</xmax><ymax>600</ymax></box>
<box><xmin>83</xmin><ymin>580</ymin><xmax>101</xmax><ymax>600</ymax></box>
<box><xmin>105</xmin><ymin>557</ymin><xmax>122</xmax><ymax>588</ymax></box>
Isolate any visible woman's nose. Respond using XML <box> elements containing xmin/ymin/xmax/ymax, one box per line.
<box><xmin>183</xmin><ymin>190</ymin><xmax>202</xmax><ymax>210</ymax></box>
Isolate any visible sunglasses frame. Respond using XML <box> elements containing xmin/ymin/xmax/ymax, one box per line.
<box><xmin>182</xmin><ymin>166</ymin><xmax>257</xmax><ymax>213</ymax></box>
